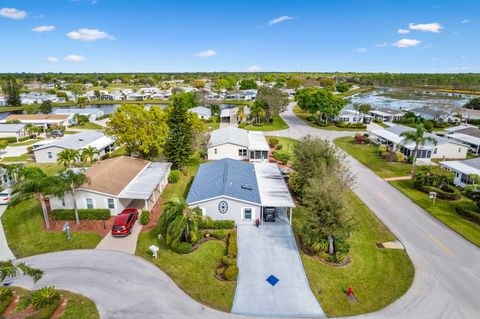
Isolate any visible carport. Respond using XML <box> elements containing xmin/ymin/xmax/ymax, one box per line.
<box><xmin>254</xmin><ymin>163</ymin><xmax>295</xmax><ymax>225</ymax></box>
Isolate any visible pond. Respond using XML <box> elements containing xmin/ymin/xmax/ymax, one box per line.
<box><xmin>345</xmin><ymin>87</ymin><xmax>478</xmax><ymax>111</ymax></box>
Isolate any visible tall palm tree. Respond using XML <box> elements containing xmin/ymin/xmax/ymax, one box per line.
<box><xmin>0</xmin><ymin>260</ymin><xmax>43</xmax><ymax>283</ymax></box>
<box><xmin>57</xmin><ymin>149</ymin><xmax>80</xmax><ymax>167</ymax></box>
<box><xmin>77</xmin><ymin>96</ymin><xmax>88</xmax><ymax>109</ymax></box>
<box><xmin>0</xmin><ymin>163</ymin><xmax>23</xmax><ymax>185</ymax></box>
<box><xmin>11</xmin><ymin>167</ymin><xmax>61</xmax><ymax>229</ymax></box>
<box><xmin>81</xmin><ymin>146</ymin><xmax>100</xmax><ymax>165</ymax></box>
<box><xmin>236</xmin><ymin>105</ymin><xmax>246</xmax><ymax>123</ymax></box>
<box><xmin>158</xmin><ymin>197</ymin><xmax>202</xmax><ymax>246</ymax></box>
<box><xmin>400</xmin><ymin>124</ymin><xmax>438</xmax><ymax>175</ymax></box>
<box><xmin>250</xmin><ymin>101</ymin><xmax>266</xmax><ymax>124</ymax></box>
<box><xmin>56</xmin><ymin>169</ymin><xmax>90</xmax><ymax>225</ymax></box>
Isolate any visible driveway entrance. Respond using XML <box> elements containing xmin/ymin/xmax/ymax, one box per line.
<box><xmin>232</xmin><ymin>218</ymin><xmax>325</xmax><ymax>317</ymax></box>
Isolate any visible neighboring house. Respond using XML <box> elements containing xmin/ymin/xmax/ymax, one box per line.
<box><xmin>48</xmin><ymin>156</ymin><xmax>171</xmax><ymax>215</ymax></box>
<box><xmin>440</xmin><ymin>158</ymin><xmax>480</xmax><ymax>188</ymax></box>
<box><xmin>0</xmin><ymin>96</ymin><xmax>6</xmax><ymax>107</ymax></box>
<box><xmin>20</xmin><ymin>92</ymin><xmax>65</xmax><ymax>105</ymax></box>
<box><xmin>1</xmin><ymin>114</ymin><xmax>73</xmax><ymax>129</ymax></box>
<box><xmin>238</xmin><ymin>89</ymin><xmax>257</xmax><ymax>101</ymax></box>
<box><xmin>186</xmin><ymin>158</ymin><xmax>295</xmax><ymax>225</ymax></box>
<box><xmin>412</xmin><ymin>107</ymin><xmax>459</xmax><ymax>123</ymax></box>
<box><xmin>52</xmin><ymin>108</ymin><xmax>105</xmax><ymax>122</ymax></box>
<box><xmin>335</xmin><ymin>109</ymin><xmax>371</xmax><ymax>124</ymax></box>
<box><xmin>219</xmin><ymin>107</ymin><xmax>250</xmax><ymax>124</ymax></box>
<box><xmin>190</xmin><ymin>106</ymin><xmax>212</xmax><ymax>120</ymax></box>
<box><xmin>0</xmin><ymin>124</ymin><xmax>29</xmax><ymax>141</ymax></box>
<box><xmin>369</xmin><ymin>108</ymin><xmax>406</xmax><ymax>122</ymax></box>
<box><xmin>444</xmin><ymin>125</ymin><xmax>480</xmax><ymax>155</ymax></box>
<box><xmin>32</xmin><ymin>130</ymin><xmax>115</xmax><ymax>163</ymax></box>
<box><xmin>0</xmin><ymin>167</ymin><xmax>14</xmax><ymax>188</ymax></box>
<box><xmin>207</xmin><ymin>127</ymin><xmax>269</xmax><ymax>162</ymax></box>
<box><xmin>369</xmin><ymin>125</ymin><xmax>468</xmax><ymax>162</ymax></box>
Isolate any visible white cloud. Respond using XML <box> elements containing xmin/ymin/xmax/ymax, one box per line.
<box><xmin>193</xmin><ymin>49</ymin><xmax>217</xmax><ymax>58</ymax></box>
<box><xmin>245</xmin><ymin>65</ymin><xmax>261</xmax><ymax>72</ymax></box>
<box><xmin>0</xmin><ymin>8</ymin><xmax>27</xmax><ymax>19</ymax></box>
<box><xmin>64</xmin><ymin>55</ymin><xmax>86</xmax><ymax>62</ymax></box>
<box><xmin>398</xmin><ymin>28</ymin><xmax>410</xmax><ymax>34</ymax></box>
<box><xmin>408</xmin><ymin>22</ymin><xmax>443</xmax><ymax>33</ymax></box>
<box><xmin>392</xmin><ymin>38</ymin><xmax>422</xmax><ymax>48</ymax></box>
<box><xmin>32</xmin><ymin>25</ymin><xmax>55</xmax><ymax>33</ymax></box>
<box><xmin>461</xmin><ymin>19</ymin><xmax>471</xmax><ymax>24</ymax></box>
<box><xmin>375</xmin><ymin>43</ymin><xmax>388</xmax><ymax>48</ymax></box>
<box><xmin>67</xmin><ymin>28</ymin><xmax>114</xmax><ymax>41</ymax></box>
<box><xmin>356</xmin><ymin>48</ymin><xmax>367</xmax><ymax>53</ymax></box>
<box><xmin>47</xmin><ymin>56</ymin><xmax>59</xmax><ymax>63</ymax></box>
<box><xmin>268</xmin><ymin>15</ymin><xmax>294</xmax><ymax>26</ymax></box>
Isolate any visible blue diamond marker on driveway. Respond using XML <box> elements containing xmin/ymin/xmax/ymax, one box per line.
<box><xmin>266</xmin><ymin>275</ymin><xmax>279</xmax><ymax>286</ymax></box>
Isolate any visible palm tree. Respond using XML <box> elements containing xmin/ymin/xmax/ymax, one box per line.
<box><xmin>11</xmin><ymin>167</ymin><xmax>61</xmax><ymax>229</ymax></box>
<box><xmin>158</xmin><ymin>197</ymin><xmax>202</xmax><ymax>246</ymax></box>
<box><xmin>250</xmin><ymin>101</ymin><xmax>266</xmax><ymax>124</ymax></box>
<box><xmin>0</xmin><ymin>163</ymin><xmax>23</xmax><ymax>185</ymax></box>
<box><xmin>57</xmin><ymin>149</ymin><xmax>80</xmax><ymax>167</ymax></box>
<box><xmin>81</xmin><ymin>146</ymin><xmax>100</xmax><ymax>164</ymax></box>
<box><xmin>25</xmin><ymin>124</ymin><xmax>43</xmax><ymax>137</ymax></box>
<box><xmin>400</xmin><ymin>124</ymin><xmax>438</xmax><ymax>175</ymax></box>
<box><xmin>236</xmin><ymin>105</ymin><xmax>246</xmax><ymax>123</ymax></box>
<box><xmin>56</xmin><ymin>169</ymin><xmax>90</xmax><ymax>225</ymax></box>
<box><xmin>77</xmin><ymin>96</ymin><xmax>88</xmax><ymax>109</ymax></box>
<box><xmin>0</xmin><ymin>260</ymin><xmax>43</xmax><ymax>283</ymax></box>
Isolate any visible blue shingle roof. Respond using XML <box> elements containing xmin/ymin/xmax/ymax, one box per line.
<box><xmin>186</xmin><ymin>158</ymin><xmax>261</xmax><ymax>205</ymax></box>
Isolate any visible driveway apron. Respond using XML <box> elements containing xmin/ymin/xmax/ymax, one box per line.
<box><xmin>96</xmin><ymin>220</ymin><xmax>142</xmax><ymax>254</ymax></box>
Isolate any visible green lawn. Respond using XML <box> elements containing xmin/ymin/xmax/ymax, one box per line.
<box><xmin>1</xmin><ymin>153</ymin><xmax>31</xmax><ymax>163</ymax></box>
<box><xmin>391</xmin><ymin>180</ymin><xmax>480</xmax><ymax>247</ymax></box>
<box><xmin>9</xmin><ymin>138</ymin><xmax>43</xmax><ymax>146</ymax></box>
<box><xmin>2</xmin><ymin>199</ymin><xmax>102</xmax><ymax>258</ymax></box>
<box><xmin>242</xmin><ymin>115</ymin><xmax>289</xmax><ymax>131</ymax></box>
<box><xmin>293</xmin><ymin>106</ymin><xmax>366</xmax><ymax>131</ymax></box>
<box><xmin>160</xmin><ymin>153</ymin><xmax>202</xmax><ymax>201</ymax></box>
<box><xmin>64</xmin><ymin>131</ymin><xmax>79</xmax><ymax>135</ymax></box>
<box><xmin>295</xmin><ymin>192</ymin><xmax>414</xmax><ymax>317</ymax></box>
<box><xmin>109</xmin><ymin>146</ymin><xmax>127</xmax><ymax>158</ymax></box>
<box><xmin>70</xmin><ymin>122</ymin><xmax>103</xmax><ymax>130</ymax></box>
<box><xmin>26</xmin><ymin>163</ymin><xmax>64</xmax><ymax>176</ymax></box>
<box><xmin>206</xmin><ymin>121</ymin><xmax>220</xmax><ymax>131</ymax></box>
<box><xmin>334</xmin><ymin>136</ymin><xmax>411</xmax><ymax>178</ymax></box>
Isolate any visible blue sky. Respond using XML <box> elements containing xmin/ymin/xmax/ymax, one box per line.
<box><xmin>0</xmin><ymin>0</ymin><xmax>478</xmax><ymax>73</ymax></box>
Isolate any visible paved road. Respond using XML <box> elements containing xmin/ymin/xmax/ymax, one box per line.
<box><xmin>274</xmin><ymin>103</ymin><xmax>480</xmax><ymax>319</ymax></box>
<box><xmin>0</xmin><ymin>205</ymin><xmax>15</xmax><ymax>260</ymax></box>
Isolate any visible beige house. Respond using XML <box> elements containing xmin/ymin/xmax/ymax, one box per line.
<box><xmin>48</xmin><ymin>156</ymin><xmax>171</xmax><ymax>215</ymax></box>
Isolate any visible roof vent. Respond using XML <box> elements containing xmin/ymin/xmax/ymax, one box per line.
<box><xmin>78</xmin><ymin>139</ymin><xmax>84</xmax><ymax>142</ymax></box>
<box><xmin>241</xmin><ymin>184</ymin><xmax>252</xmax><ymax>190</ymax></box>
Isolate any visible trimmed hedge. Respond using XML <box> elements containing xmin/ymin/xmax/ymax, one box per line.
<box><xmin>456</xmin><ymin>206</ymin><xmax>480</xmax><ymax>224</ymax></box>
<box><xmin>210</xmin><ymin>229</ymin><xmax>229</xmax><ymax>240</ymax></box>
<box><xmin>0</xmin><ymin>137</ymin><xmax>18</xmax><ymax>143</ymax></box>
<box><xmin>140</xmin><ymin>210</ymin><xmax>150</xmax><ymax>225</ymax></box>
<box><xmin>224</xmin><ymin>265</ymin><xmax>239</xmax><ymax>281</ymax></box>
<box><xmin>414</xmin><ymin>184</ymin><xmax>461</xmax><ymax>201</ymax></box>
<box><xmin>227</xmin><ymin>231</ymin><xmax>238</xmax><ymax>258</ymax></box>
<box><xmin>335</xmin><ymin>122</ymin><xmax>367</xmax><ymax>129</ymax></box>
<box><xmin>198</xmin><ymin>219</ymin><xmax>235</xmax><ymax>230</ymax></box>
<box><xmin>50</xmin><ymin>209</ymin><xmax>111</xmax><ymax>220</ymax></box>
<box><xmin>170</xmin><ymin>242</ymin><xmax>193</xmax><ymax>254</ymax></box>
<box><xmin>222</xmin><ymin>255</ymin><xmax>236</xmax><ymax>266</ymax></box>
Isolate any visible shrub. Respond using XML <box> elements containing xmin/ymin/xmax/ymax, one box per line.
<box><xmin>140</xmin><ymin>210</ymin><xmax>150</xmax><ymax>225</ymax></box>
<box><xmin>0</xmin><ymin>287</ymin><xmax>13</xmax><ymax>314</ymax></box>
<box><xmin>414</xmin><ymin>184</ymin><xmax>461</xmax><ymax>200</ymax></box>
<box><xmin>216</xmin><ymin>267</ymin><xmax>225</xmax><ymax>277</ymax></box>
<box><xmin>50</xmin><ymin>209</ymin><xmax>110</xmax><ymax>220</ymax></box>
<box><xmin>335</xmin><ymin>122</ymin><xmax>366</xmax><ymax>129</ymax></box>
<box><xmin>456</xmin><ymin>205</ymin><xmax>480</xmax><ymax>224</ymax></box>
<box><xmin>224</xmin><ymin>265</ymin><xmax>239</xmax><ymax>281</ymax></box>
<box><xmin>210</xmin><ymin>229</ymin><xmax>229</xmax><ymax>240</ymax></box>
<box><xmin>276</xmin><ymin>144</ymin><xmax>283</xmax><ymax>150</ymax></box>
<box><xmin>272</xmin><ymin>150</ymin><xmax>291</xmax><ymax>165</ymax></box>
<box><xmin>0</xmin><ymin>137</ymin><xmax>17</xmax><ymax>144</ymax></box>
<box><xmin>373</xmin><ymin>118</ymin><xmax>383</xmax><ymax>124</ymax></box>
<box><xmin>378</xmin><ymin>144</ymin><xmax>387</xmax><ymax>155</ymax></box>
<box><xmin>222</xmin><ymin>255</ymin><xmax>237</xmax><ymax>266</ymax></box>
<box><xmin>395</xmin><ymin>151</ymin><xmax>405</xmax><ymax>162</ymax></box>
<box><xmin>31</xmin><ymin>286</ymin><xmax>60</xmax><ymax>310</ymax></box>
<box><xmin>168</xmin><ymin>170</ymin><xmax>181</xmax><ymax>183</ymax></box>
<box><xmin>238</xmin><ymin>122</ymin><xmax>247</xmax><ymax>128</ymax></box>
<box><xmin>268</xmin><ymin>137</ymin><xmax>279</xmax><ymax>147</ymax></box>
<box><xmin>227</xmin><ymin>231</ymin><xmax>238</xmax><ymax>258</ymax></box>
<box><xmin>170</xmin><ymin>242</ymin><xmax>193</xmax><ymax>254</ymax></box>
<box><xmin>198</xmin><ymin>219</ymin><xmax>235</xmax><ymax>230</ymax></box>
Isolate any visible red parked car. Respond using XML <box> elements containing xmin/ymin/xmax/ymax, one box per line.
<box><xmin>111</xmin><ymin>208</ymin><xmax>139</xmax><ymax>237</ymax></box>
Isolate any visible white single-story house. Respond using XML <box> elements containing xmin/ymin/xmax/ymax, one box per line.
<box><xmin>190</xmin><ymin>106</ymin><xmax>212</xmax><ymax>120</ymax></box>
<box><xmin>369</xmin><ymin>125</ymin><xmax>468</xmax><ymax>162</ymax></box>
<box><xmin>207</xmin><ymin>127</ymin><xmax>269</xmax><ymax>162</ymax></box>
<box><xmin>186</xmin><ymin>158</ymin><xmax>295</xmax><ymax>225</ymax></box>
<box><xmin>0</xmin><ymin>96</ymin><xmax>6</xmax><ymax>107</ymax></box>
<box><xmin>412</xmin><ymin>107</ymin><xmax>459</xmax><ymax>123</ymax></box>
<box><xmin>1</xmin><ymin>114</ymin><xmax>73</xmax><ymax>129</ymax></box>
<box><xmin>369</xmin><ymin>108</ymin><xmax>406</xmax><ymax>122</ymax></box>
<box><xmin>52</xmin><ymin>108</ymin><xmax>105</xmax><ymax>122</ymax></box>
<box><xmin>33</xmin><ymin>130</ymin><xmax>115</xmax><ymax>163</ymax></box>
<box><xmin>444</xmin><ymin>125</ymin><xmax>480</xmax><ymax>155</ymax></box>
<box><xmin>440</xmin><ymin>158</ymin><xmax>480</xmax><ymax>188</ymax></box>
<box><xmin>0</xmin><ymin>124</ymin><xmax>29</xmax><ymax>141</ymax></box>
<box><xmin>219</xmin><ymin>106</ymin><xmax>251</xmax><ymax>123</ymax></box>
<box><xmin>0</xmin><ymin>167</ymin><xmax>14</xmax><ymax>188</ymax></box>
<box><xmin>49</xmin><ymin>156</ymin><xmax>171</xmax><ymax>215</ymax></box>
<box><xmin>335</xmin><ymin>109</ymin><xmax>371</xmax><ymax>124</ymax></box>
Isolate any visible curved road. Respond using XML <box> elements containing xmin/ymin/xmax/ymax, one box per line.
<box><xmin>10</xmin><ymin>104</ymin><xmax>480</xmax><ymax>319</ymax></box>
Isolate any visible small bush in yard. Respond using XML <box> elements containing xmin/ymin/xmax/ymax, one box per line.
<box><xmin>31</xmin><ymin>286</ymin><xmax>60</xmax><ymax>310</ymax></box>
<box><xmin>224</xmin><ymin>265</ymin><xmax>239</xmax><ymax>281</ymax></box>
<box><xmin>168</xmin><ymin>170</ymin><xmax>181</xmax><ymax>183</ymax></box>
<box><xmin>395</xmin><ymin>151</ymin><xmax>405</xmax><ymax>162</ymax></box>
<box><xmin>170</xmin><ymin>242</ymin><xmax>193</xmax><ymax>254</ymax></box>
<box><xmin>276</xmin><ymin>144</ymin><xmax>283</xmax><ymax>150</ymax></box>
<box><xmin>378</xmin><ymin>144</ymin><xmax>387</xmax><ymax>155</ymax></box>
<box><xmin>222</xmin><ymin>255</ymin><xmax>236</xmax><ymax>266</ymax></box>
<box><xmin>140</xmin><ymin>210</ymin><xmax>150</xmax><ymax>225</ymax></box>
<box><xmin>210</xmin><ymin>229</ymin><xmax>228</xmax><ymax>240</ymax></box>
<box><xmin>268</xmin><ymin>137</ymin><xmax>279</xmax><ymax>147</ymax></box>
<box><xmin>0</xmin><ymin>287</ymin><xmax>13</xmax><ymax>314</ymax></box>
<box><xmin>227</xmin><ymin>232</ymin><xmax>238</xmax><ymax>258</ymax></box>
<box><xmin>238</xmin><ymin>122</ymin><xmax>247</xmax><ymax>128</ymax></box>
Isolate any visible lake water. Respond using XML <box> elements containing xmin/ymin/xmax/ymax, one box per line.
<box><xmin>345</xmin><ymin>87</ymin><xmax>478</xmax><ymax>111</ymax></box>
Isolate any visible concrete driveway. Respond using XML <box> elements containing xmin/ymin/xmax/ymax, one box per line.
<box><xmin>232</xmin><ymin>219</ymin><xmax>325</xmax><ymax>317</ymax></box>
<box><xmin>0</xmin><ymin>205</ymin><xmax>15</xmax><ymax>260</ymax></box>
<box><xmin>95</xmin><ymin>220</ymin><xmax>142</xmax><ymax>254</ymax></box>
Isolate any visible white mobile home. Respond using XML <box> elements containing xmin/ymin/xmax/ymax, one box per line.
<box><xmin>440</xmin><ymin>158</ymin><xmax>480</xmax><ymax>188</ymax></box>
<box><xmin>0</xmin><ymin>124</ymin><xmax>29</xmax><ymax>141</ymax></box>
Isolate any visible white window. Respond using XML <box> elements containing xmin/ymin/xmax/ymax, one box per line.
<box><xmin>86</xmin><ymin>198</ymin><xmax>94</xmax><ymax>209</ymax></box>
<box><xmin>47</xmin><ymin>152</ymin><xmax>53</xmax><ymax>159</ymax></box>
<box><xmin>107</xmin><ymin>198</ymin><xmax>115</xmax><ymax>209</ymax></box>
<box><xmin>243</xmin><ymin>208</ymin><xmax>253</xmax><ymax>221</ymax></box>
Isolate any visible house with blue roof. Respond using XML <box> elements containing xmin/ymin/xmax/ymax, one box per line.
<box><xmin>186</xmin><ymin>158</ymin><xmax>295</xmax><ymax>225</ymax></box>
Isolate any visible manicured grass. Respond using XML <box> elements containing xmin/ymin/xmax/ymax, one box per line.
<box><xmin>242</xmin><ymin>115</ymin><xmax>289</xmax><ymax>131</ymax></box>
<box><xmin>2</xmin><ymin>199</ymin><xmax>102</xmax><ymax>258</ymax></box>
<box><xmin>1</xmin><ymin>153</ymin><xmax>31</xmax><ymax>163</ymax></box>
<box><xmin>295</xmin><ymin>192</ymin><xmax>414</xmax><ymax>317</ymax></box>
<box><xmin>109</xmin><ymin>146</ymin><xmax>127</xmax><ymax>157</ymax></box>
<box><xmin>64</xmin><ymin>131</ymin><xmax>79</xmax><ymax>135</ymax></box>
<box><xmin>391</xmin><ymin>180</ymin><xmax>480</xmax><ymax>247</ymax></box>
<box><xmin>9</xmin><ymin>139</ymin><xmax>42</xmax><ymax>146</ymax></box>
<box><xmin>26</xmin><ymin>163</ymin><xmax>64</xmax><ymax>176</ymax></box>
<box><xmin>160</xmin><ymin>153</ymin><xmax>202</xmax><ymax>201</ymax></box>
<box><xmin>206</xmin><ymin>121</ymin><xmax>220</xmax><ymax>131</ymax></box>
<box><xmin>334</xmin><ymin>136</ymin><xmax>411</xmax><ymax>178</ymax></box>
<box><xmin>136</xmin><ymin>232</ymin><xmax>235</xmax><ymax>311</ymax></box>
<box><xmin>70</xmin><ymin>122</ymin><xmax>103</xmax><ymax>130</ymax></box>
<box><xmin>293</xmin><ymin>106</ymin><xmax>366</xmax><ymax>131</ymax></box>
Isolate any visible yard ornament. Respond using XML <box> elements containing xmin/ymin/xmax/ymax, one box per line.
<box><xmin>63</xmin><ymin>222</ymin><xmax>71</xmax><ymax>240</ymax></box>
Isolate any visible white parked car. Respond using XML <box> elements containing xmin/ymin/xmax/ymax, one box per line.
<box><xmin>0</xmin><ymin>189</ymin><xmax>12</xmax><ymax>205</ymax></box>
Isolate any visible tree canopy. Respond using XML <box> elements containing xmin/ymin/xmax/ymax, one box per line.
<box><xmin>239</xmin><ymin>79</ymin><xmax>257</xmax><ymax>90</ymax></box>
<box><xmin>1</xmin><ymin>77</ymin><xmax>23</xmax><ymax>106</ymax></box>
<box><xmin>295</xmin><ymin>88</ymin><xmax>346</xmax><ymax>124</ymax></box>
<box><xmin>256</xmin><ymin>86</ymin><xmax>289</xmax><ymax>122</ymax></box>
